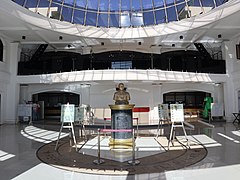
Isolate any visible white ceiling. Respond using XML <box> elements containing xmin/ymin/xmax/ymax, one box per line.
<box><xmin>1</xmin><ymin>0</ymin><xmax>240</xmax><ymax>55</ymax></box>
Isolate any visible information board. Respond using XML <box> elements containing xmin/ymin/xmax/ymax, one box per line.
<box><xmin>158</xmin><ymin>104</ymin><xmax>169</xmax><ymax>120</ymax></box>
<box><xmin>60</xmin><ymin>104</ymin><xmax>75</xmax><ymax>122</ymax></box>
<box><xmin>75</xmin><ymin>106</ymin><xmax>85</xmax><ymax>122</ymax></box>
<box><xmin>170</xmin><ymin>104</ymin><xmax>184</xmax><ymax>122</ymax></box>
<box><xmin>211</xmin><ymin>103</ymin><xmax>224</xmax><ymax>117</ymax></box>
<box><xmin>17</xmin><ymin>104</ymin><xmax>32</xmax><ymax>117</ymax></box>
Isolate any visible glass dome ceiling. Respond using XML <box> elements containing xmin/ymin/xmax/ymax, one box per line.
<box><xmin>14</xmin><ymin>0</ymin><xmax>228</xmax><ymax>28</ymax></box>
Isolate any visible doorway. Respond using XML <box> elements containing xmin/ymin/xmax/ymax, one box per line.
<box><xmin>33</xmin><ymin>91</ymin><xmax>80</xmax><ymax>120</ymax></box>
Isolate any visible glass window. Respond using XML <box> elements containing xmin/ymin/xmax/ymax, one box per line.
<box><xmin>166</xmin><ymin>6</ymin><xmax>177</xmax><ymax>22</ymax></box>
<box><xmin>85</xmin><ymin>12</ymin><xmax>97</xmax><ymax>26</ymax></box>
<box><xmin>87</xmin><ymin>0</ymin><xmax>99</xmax><ymax>10</ymax></box>
<box><xmin>63</xmin><ymin>0</ymin><xmax>75</xmax><ymax>7</ymax></box>
<box><xmin>52</xmin><ymin>0</ymin><xmax>63</xmax><ymax>4</ymax></box>
<box><xmin>62</xmin><ymin>6</ymin><xmax>73</xmax><ymax>22</ymax></box>
<box><xmin>176</xmin><ymin>3</ymin><xmax>187</xmax><ymax>20</ymax></box>
<box><xmin>14</xmin><ymin>0</ymin><xmax>25</xmax><ymax>6</ymax></box>
<box><xmin>165</xmin><ymin>0</ymin><xmax>175</xmax><ymax>6</ymax></box>
<box><xmin>0</xmin><ymin>39</ymin><xmax>3</xmax><ymax>62</ymax></box>
<box><xmin>109</xmin><ymin>13</ymin><xmax>119</xmax><ymax>27</ymax></box>
<box><xmin>110</xmin><ymin>0</ymin><xmax>120</xmax><ymax>11</ymax></box>
<box><xmin>73</xmin><ymin>9</ymin><xmax>85</xmax><ymax>25</ymax></box>
<box><xmin>188</xmin><ymin>0</ymin><xmax>201</xmax><ymax>6</ymax></box>
<box><xmin>131</xmin><ymin>12</ymin><xmax>144</xmax><ymax>26</ymax></box>
<box><xmin>216</xmin><ymin>0</ymin><xmax>225</xmax><ymax>7</ymax></box>
<box><xmin>201</xmin><ymin>0</ymin><xmax>215</xmax><ymax>7</ymax></box>
<box><xmin>121</xmin><ymin>0</ymin><xmax>131</xmax><ymax>11</ymax></box>
<box><xmin>153</xmin><ymin>0</ymin><xmax>164</xmax><ymax>8</ymax></box>
<box><xmin>75</xmin><ymin>0</ymin><xmax>87</xmax><ymax>8</ymax></box>
<box><xmin>142</xmin><ymin>0</ymin><xmax>153</xmax><ymax>10</ymax></box>
<box><xmin>132</xmin><ymin>0</ymin><xmax>142</xmax><ymax>11</ymax></box>
<box><xmin>99</xmin><ymin>0</ymin><xmax>109</xmax><ymax>11</ymax></box>
<box><xmin>98</xmin><ymin>13</ymin><xmax>109</xmax><ymax>27</ymax></box>
<box><xmin>120</xmin><ymin>12</ymin><xmax>130</xmax><ymax>27</ymax></box>
<box><xmin>143</xmin><ymin>11</ymin><xmax>155</xmax><ymax>26</ymax></box>
<box><xmin>39</xmin><ymin>0</ymin><xmax>50</xmax><ymax>7</ymax></box>
<box><xmin>50</xmin><ymin>3</ymin><xmax>63</xmax><ymax>20</ymax></box>
<box><xmin>111</xmin><ymin>61</ymin><xmax>132</xmax><ymax>69</ymax></box>
<box><xmin>155</xmin><ymin>9</ymin><xmax>166</xmax><ymax>24</ymax></box>
<box><xmin>25</xmin><ymin>0</ymin><xmax>38</xmax><ymax>8</ymax></box>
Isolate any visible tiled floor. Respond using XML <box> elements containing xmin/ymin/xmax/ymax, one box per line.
<box><xmin>1</xmin><ymin>121</ymin><xmax>240</xmax><ymax>180</ymax></box>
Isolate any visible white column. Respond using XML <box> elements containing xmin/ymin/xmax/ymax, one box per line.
<box><xmin>4</xmin><ymin>43</ymin><xmax>20</xmax><ymax>123</ymax></box>
<box><xmin>222</xmin><ymin>41</ymin><xmax>236</xmax><ymax>122</ymax></box>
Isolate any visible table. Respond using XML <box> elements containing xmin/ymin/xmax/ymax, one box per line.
<box><xmin>232</xmin><ymin>113</ymin><xmax>240</xmax><ymax>123</ymax></box>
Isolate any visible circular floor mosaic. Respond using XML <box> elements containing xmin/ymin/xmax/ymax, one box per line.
<box><xmin>37</xmin><ymin>136</ymin><xmax>207</xmax><ymax>175</ymax></box>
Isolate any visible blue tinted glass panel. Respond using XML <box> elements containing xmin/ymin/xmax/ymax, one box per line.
<box><xmin>155</xmin><ymin>10</ymin><xmax>166</xmax><ymax>24</ymax></box>
<box><xmin>201</xmin><ymin>0</ymin><xmax>214</xmax><ymax>7</ymax></box>
<box><xmin>109</xmin><ymin>14</ymin><xmax>119</xmax><ymax>27</ymax></box>
<box><xmin>52</xmin><ymin>0</ymin><xmax>63</xmax><ymax>3</ymax></box>
<box><xmin>39</xmin><ymin>0</ymin><xmax>50</xmax><ymax>7</ymax></box>
<box><xmin>98</xmin><ymin>13</ymin><xmax>109</xmax><ymax>27</ymax></box>
<box><xmin>120</xmin><ymin>12</ymin><xmax>130</xmax><ymax>27</ymax></box>
<box><xmin>75</xmin><ymin>0</ymin><xmax>87</xmax><ymax>8</ymax></box>
<box><xmin>85</xmin><ymin>12</ymin><xmax>97</xmax><ymax>26</ymax></box>
<box><xmin>25</xmin><ymin>0</ymin><xmax>38</xmax><ymax>8</ymax></box>
<box><xmin>153</xmin><ymin>0</ymin><xmax>164</xmax><ymax>8</ymax></box>
<box><xmin>176</xmin><ymin>3</ymin><xmax>186</xmax><ymax>18</ymax></box>
<box><xmin>165</xmin><ymin>0</ymin><xmax>174</xmax><ymax>6</ymax></box>
<box><xmin>64</xmin><ymin>0</ymin><xmax>75</xmax><ymax>6</ymax></box>
<box><xmin>132</xmin><ymin>0</ymin><xmax>141</xmax><ymax>11</ymax></box>
<box><xmin>142</xmin><ymin>0</ymin><xmax>153</xmax><ymax>10</ymax></box>
<box><xmin>216</xmin><ymin>0</ymin><xmax>225</xmax><ymax>7</ymax></box>
<box><xmin>131</xmin><ymin>12</ymin><xmax>143</xmax><ymax>26</ymax></box>
<box><xmin>99</xmin><ymin>0</ymin><xmax>109</xmax><ymax>11</ymax></box>
<box><xmin>14</xmin><ymin>0</ymin><xmax>25</xmax><ymax>6</ymax></box>
<box><xmin>189</xmin><ymin>0</ymin><xmax>200</xmax><ymax>6</ymax></box>
<box><xmin>110</xmin><ymin>0</ymin><xmax>120</xmax><ymax>11</ymax></box>
<box><xmin>62</xmin><ymin>6</ymin><xmax>73</xmax><ymax>22</ymax></box>
<box><xmin>88</xmin><ymin>0</ymin><xmax>99</xmax><ymax>10</ymax></box>
<box><xmin>167</xmin><ymin>7</ymin><xmax>177</xmax><ymax>22</ymax></box>
<box><xmin>143</xmin><ymin>11</ymin><xmax>155</xmax><ymax>26</ymax></box>
<box><xmin>122</xmin><ymin>0</ymin><xmax>131</xmax><ymax>11</ymax></box>
<box><xmin>73</xmin><ymin>9</ymin><xmax>85</xmax><ymax>24</ymax></box>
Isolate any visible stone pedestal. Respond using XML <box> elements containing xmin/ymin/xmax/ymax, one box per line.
<box><xmin>109</xmin><ymin>104</ymin><xmax>135</xmax><ymax>149</ymax></box>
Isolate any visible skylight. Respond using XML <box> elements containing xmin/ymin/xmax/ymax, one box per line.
<box><xmin>13</xmin><ymin>0</ymin><xmax>228</xmax><ymax>28</ymax></box>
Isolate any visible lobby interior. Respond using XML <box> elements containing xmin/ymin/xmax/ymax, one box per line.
<box><xmin>1</xmin><ymin>0</ymin><xmax>240</xmax><ymax>179</ymax></box>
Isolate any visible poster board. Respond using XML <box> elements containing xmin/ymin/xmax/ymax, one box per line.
<box><xmin>60</xmin><ymin>104</ymin><xmax>75</xmax><ymax>122</ymax></box>
<box><xmin>17</xmin><ymin>104</ymin><xmax>32</xmax><ymax>117</ymax></box>
<box><xmin>170</xmin><ymin>104</ymin><xmax>184</xmax><ymax>122</ymax></box>
<box><xmin>211</xmin><ymin>103</ymin><xmax>224</xmax><ymax>117</ymax></box>
<box><xmin>158</xmin><ymin>104</ymin><xmax>169</xmax><ymax>120</ymax></box>
<box><xmin>75</xmin><ymin>106</ymin><xmax>85</xmax><ymax>122</ymax></box>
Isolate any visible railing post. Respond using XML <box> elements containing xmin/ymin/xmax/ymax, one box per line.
<box><xmin>93</xmin><ymin>128</ymin><xmax>104</xmax><ymax>165</ymax></box>
<box><xmin>128</xmin><ymin>129</ymin><xmax>140</xmax><ymax>165</ymax></box>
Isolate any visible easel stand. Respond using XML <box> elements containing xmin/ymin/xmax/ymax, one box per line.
<box><xmin>156</xmin><ymin>118</ymin><xmax>170</xmax><ymax>137</ymax></box>
<box><xmin>55</xmin><ymin>121</ymin><xmax>77</xmax><ymax>151</ymax></box>
<box><xmin>168</xmin><ymin>121</ymin><xmax>190</xmax><ymax>150</ymax></box>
